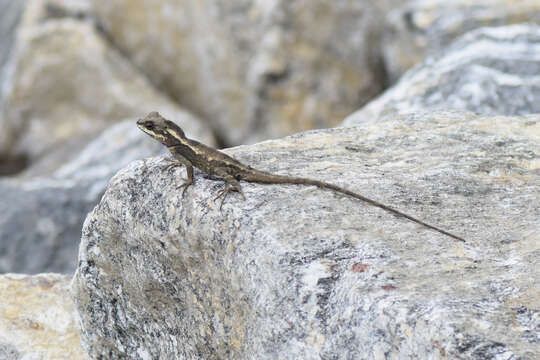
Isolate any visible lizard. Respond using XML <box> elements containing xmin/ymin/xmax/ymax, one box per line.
<box><xmin>137</xmin><ymin>111</ymin><xmax>465</xmax><ymax>242</ymax></box>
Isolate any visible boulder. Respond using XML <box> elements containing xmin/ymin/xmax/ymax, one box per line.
<box><xmin>345</xmin><ymin>25</ymin><xmax>540</xmax><ymax>126</ymax></box>
<box><xmin>73</xmin><ymin>111</ymin><xmax>539</xmax><ymax>359</ymax></box>
<box><xmin>92</xmin><ymin>0</ymin><xmax>397</xmax><ymax>145</ymax></box>
<box><xmin>0</xmin><ymin>273</ymin><xmax>89</xmax><ymax>360</ymax></box>
<box><xmin>383</xmin><ymin>0</ymin><xmax>540</xmax><ymax>82</ymax></box>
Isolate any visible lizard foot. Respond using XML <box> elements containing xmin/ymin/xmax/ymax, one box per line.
<box><xmin>164</xmin><ymin>163</ymin><xmax>179</xmax><ymax>173</ymax></box>
<box><xmin>214</xmin><ymin>185</ymin><xmax>245</xmax><ymax>210</ymax></box>
<box><xmin>177</xmin><ymin>180</ymin><xmax>193</xmax><ymax>198</ymax></box>
<box><xmin>161</xmin><ymin>159</ymin><xmax>182</xmax><ymax>174</ymax></box>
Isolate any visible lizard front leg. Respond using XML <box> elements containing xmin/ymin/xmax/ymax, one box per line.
<box><xmin>212</xmin><ymin>168</ymin><xmax>245</xmax><ymax>209</ymax></box>
<box><xmin>163</xmin><ymin>153</ymin><xmax>194</xmax><ymax>197</ymax></box>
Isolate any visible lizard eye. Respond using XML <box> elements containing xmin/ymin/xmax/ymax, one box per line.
<box><xmin>145</xmin><ymin>122</ymin><xmax>154</xmax><ymax>130</ymax></box>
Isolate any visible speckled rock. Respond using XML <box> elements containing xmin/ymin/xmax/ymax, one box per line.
<box><xmin>345</xmin><ymin>25</ymin><xmax>540</xmax><ymax>126</ymax></box>
<box><xmin>0</xmin><ymin>119</ymin><xmax>214</xmax><ymax>274</ymax></box>
<box><xmin>382</xmin><ymin>0</ymin><xmax>540</xmax><ymax>82</ymax></box>
<box><xmin>0</xmin><ymin>273</ymin><xmax>90</xmax><ymax>360</ymax></box>
<box><xmin>92</xmin><ymin>0</ymin><xmax>397</xmax><ymax>145</ymax></box>
<box><xmin>73</xmin><ymin>111</ymin><xmax>539</xmax><ymax>359</ymax></box>
<box><xmin>0</xmin><ymin>8</ymin><xmax>199</xmax><ymax>174</ymax></box>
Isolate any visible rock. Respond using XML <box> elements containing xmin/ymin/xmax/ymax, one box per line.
<box><xmin>0</xmin><ymin>273</ymin><xmax>90</xmax><ymax>360</ymax></box>
<box><xmin>92</xmin><ymin>0</ymin><xmax>396</xmax><ymax>145</ymax></box>
<box><xmin>0</xmin><ymin>119</ymin><xmax>214</xmax><ymax>274</ymax></box>
<box><xmin>18</xmin><ymin>0</ymin><xmax>91</xmax><ymax>26</ymax></box>
<box><xmin>0</xmin><ymin>0</ymin><xmax>26</xmax><ymax>175</ymax></box>
<box><xmin>383</xmin><ymin>0</ymin><xmax>540</xmax><ymax>82</ymax></box>
<box><xmin>0</xmin><ymin>8</ymin><xmax>199</xmax><ymax>175</ymax></box>
<box><xmin>345</xmin><ymin>25</ymin><xmax>540</xmax><ymax>126</ymax></box>
<box><xmin>39</xmin><ymin>0</ymin><xmax>92</xmax><ymax>20</ymax></box>
<box><xmin>0</xmin><ymin>0</ymin><xmax>25</xmax><ymax>108</ymax></box>
<box><xmin>73</xmin><ymin>111</ymin><xmax>539</xmax><ymax>359</ymax></box>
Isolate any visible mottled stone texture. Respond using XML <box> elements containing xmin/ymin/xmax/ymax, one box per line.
<box><xmin>92</xmin><ymin>0</ymin><xmax>396</xmax><ymax>145</ymax></box>
<box><xmin>0</xmin><ymin>120</ymin><xmax>213</xmax><ymax>274</ymax></box>
<box><xmin>0</xmin><ymin>273</ymin><xmax>90</xmax><ymax>360</ymax></box>
<box><xmin>382</xmin><ymin>0</ymin><xmax>540</xmax><ymax>82</ymax></box>
<box><xmin>345</xmin><ymin>25</ymin><xmax>540</xmax><ymax>126</ymax></box>
<box><xmin>73</xmin><ymin>112</ymin><xmax>539</xmax><ymax>359</ymax></box>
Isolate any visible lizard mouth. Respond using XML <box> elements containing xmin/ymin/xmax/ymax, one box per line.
<box><xmin>136</xmin><ymin>124</ymin><xmax>147</xmax><ymax>135</ymax></box>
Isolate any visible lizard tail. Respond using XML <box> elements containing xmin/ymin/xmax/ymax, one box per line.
<box><xmin>244</xmin><ymin>172</ymin><xmax>466</xmax><ymax>242</ymax></box>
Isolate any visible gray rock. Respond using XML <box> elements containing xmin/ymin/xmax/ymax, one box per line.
<box><xmin>0</xmin><ymin>0</ymin><xmax>26</xmax><ymax>175</ymax></box>
<box><xmin>345</xmin><ymin>25</ymin><xmax>540</xmax><ymax>126</ymax></box>
<box><xmin>93</xmin><ymin>0</ymin><xmax>396</xmax><ymax>145</ymax></box>
<box><xmin>0</xmin><ymin>0</ymin><xmax>93</xmax><ymax>176</ymax></box>
<box><xmin>383</xmin><ymin>0</ymin><xmax>540</xmax><ymax>82</ymax></box>
<box><xmin>0</xmin><ymin>119</ymin><xmax>214</xmax><ymax>274</ymax></box>
<box><xmin>0</xmin><ymin>0</ymin><xmax>25</xmax><ymax>121</ymax></box>
<box><xmin>0</xmin><ymin>273</ymin><xmax>90</xmax><ymax>360</ymax></box>
<box><xmin>0</xmin><ymin>0</ymin><xmax>25</xmax><ymax>89</ymax></box>
<box><xmin>73</xmin><ymin>111</ymin><xmax>539</xmax><ymax>359</ymax></box>
<box><xmin>40</xmin><ymin>0</ymin><xmax>91</xmax><ymax>20</ymax></box>
<box><xmin>18</xmin><ymin>0</ymin><xmax>91</xmax><ymax>26</ymax></box>
<box><xmin>0</xmin><ymin>11</ymin><xmax>198</xmax><ymax>175</ymax></box>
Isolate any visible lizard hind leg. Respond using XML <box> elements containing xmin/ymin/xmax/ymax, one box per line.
<box><xmin>212</xmin><ymin>171</ymin><xmax>245</xmax><ymax>210</ymax></box>
<box><xmin>177</xmin><ymin>163</ymin><xmax>194</xmax><ymax>197</ymax></box>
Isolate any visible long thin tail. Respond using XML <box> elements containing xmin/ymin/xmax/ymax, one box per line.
<box><xmin>245</xmin><ymin>172</ymin><xmax>465</xmax><ymax>242</ymax></box>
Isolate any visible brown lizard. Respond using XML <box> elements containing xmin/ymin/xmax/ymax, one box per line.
<box><xmin>137</xmin><ymin>111</ymin><xmax>465</xmax><ymax>242</ymax></box>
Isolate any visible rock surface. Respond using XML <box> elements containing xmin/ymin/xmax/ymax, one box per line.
<box><xmin>383</xmin><ymin>0</ymin><xmax>540</xmax><ymax>82</ymax></box>
<box><xmin>92</xmin><ymin>0</ymin><xmax>396</xmax><ymax>145</ymax></box>
<box><xmin>73</xmin><ymin>111</ymin><xmax>539</xmax><ymax>359</ymax></box>
<box><xmin>0</xmin><ymin>119</ymin><xmax>213</xmax><ymax>274</ymax></box>
<box><xmin>345</xmin><ymin>25</ymin><xmax>540</xmax><ymax>126</ymax></box>
<box><xmin>0</xmin><ymin>273</ymin><xmax>89</xmax><ymax>360</ymax></box>
<box><xmin>0</xmin><ymin>6</ymin><xmax>198</xmax><ymax>175</ymax></box>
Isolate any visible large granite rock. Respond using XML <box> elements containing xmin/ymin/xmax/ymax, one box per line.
<box><xmin>73</xmin><ymin>111</ymin><xmax>539</xmax><ymax>359</ymax></box>
<box><xmin>345</xmin><ymin>25</ymin><xmax>540</xmax><ymax>126</ymax></box>
<box><xmin>0</xmin><ymin>3</ymin><xmax>197</xmax><ymax>175</ymax></box>
<box><xmin>92</xmin><ymin>0</ymin><xmax>397</xmax><ymax>145</ymax></box>
<box><xmin>383</xmin><ymin>0</ymin><xmax>540</xmax><ymax>82</ymax></box>
<box><xmin>0</xmin><ymin>119</ymin><xmax>214</xmax><ymax>274</ymax></box>
<box><xmin>0</xmin><ymin>273</ymin><xmax>89</xmax><ymax>360</ymax></box>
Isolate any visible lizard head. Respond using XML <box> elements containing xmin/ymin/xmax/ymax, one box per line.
<box><xmin>137</xmin><ymin>111</ymin><xmax>186</xmax><ymax>146</ymax></box>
